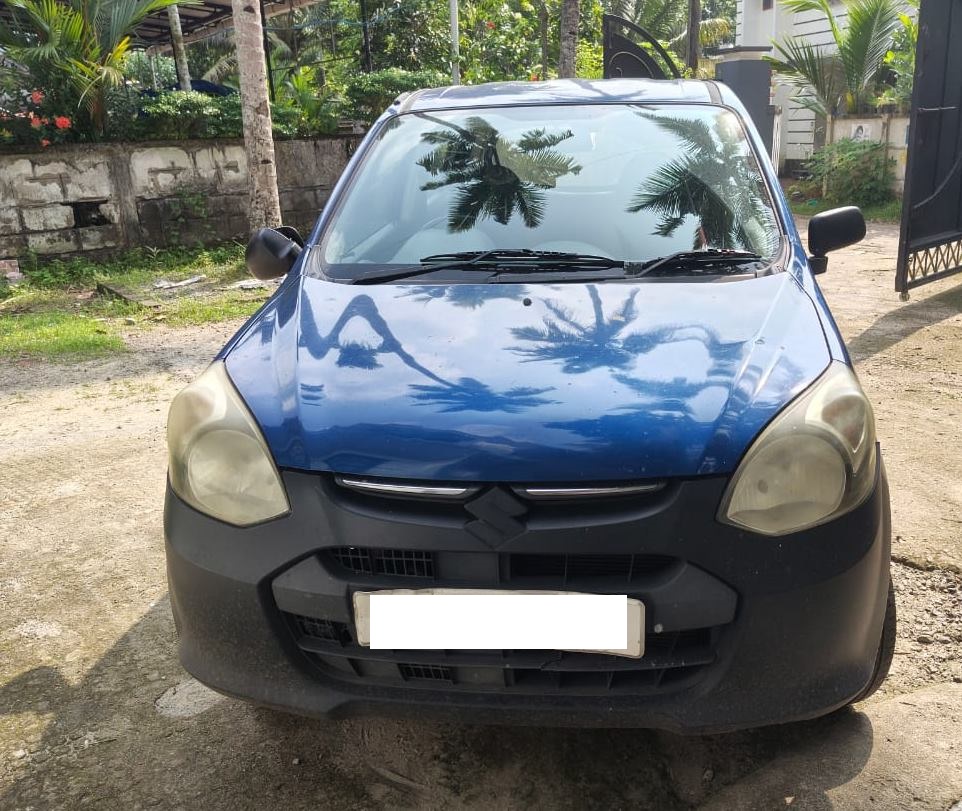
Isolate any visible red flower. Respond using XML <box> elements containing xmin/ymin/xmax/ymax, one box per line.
<box><xmin>30</xmin><ymin>90</ymin><xmax>44</xmax><ymax>104</ymax></box>
<box><xmin>484</xmin><ymin>20</ymin><xmax>495</xmax><ymax>29</ymax></box>
<box><xmin>29</xmin><ymin>114</ymin><xmax>42</xmax><ymax>128</ymax></box>
<box><xmin>40</xmin><ymin>138</ymin><xmax>50</xmax><ymax>147</ymax></box>
<box><xmin>54</xmin><ymin>115</ymin><xmax>71</xmax><ymax>130</ymax></box>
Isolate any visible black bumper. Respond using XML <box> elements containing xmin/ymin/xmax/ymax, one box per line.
<box><xmin>164</xmin><ymin>461</ymin><xmax>891</xmax><ymax>733</ymax></box>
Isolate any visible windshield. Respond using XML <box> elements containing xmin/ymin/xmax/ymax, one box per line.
<box><xmin>318</xmin><ymin>104</ymin><xmax>781</xmax><ymax>281</ymax></box>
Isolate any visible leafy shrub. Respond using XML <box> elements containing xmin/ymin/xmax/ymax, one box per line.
<box><xmin>344</xmin><ymin>68</ymin><xmax>448</xmax><ymax>122</ymax></box>
<box><xmin>807</xmin><ymin>138</ymin><xmax>895</xmax><ymax>208</ymax></box>
<box><xmin>0</xmin><ymin>89</ymin><xmax>81</xmax><ymax>147</ymax></box>
<box><xmin>140</xmin><ymin>91</ymin><xmax>244</xmax><ymax>139</ymax></box>
<box><xmin>138</xmin><ymin>90</ymin><xmax>340</xmax><ymax>140</ymax></box>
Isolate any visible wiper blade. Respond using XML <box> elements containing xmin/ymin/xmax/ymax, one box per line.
<box><xmin>351</xmin><ymin>249</ymin><xmax>627</xmax><ymax>285</ymax></box>
<box><xmin>628</xmin><ymin>249</ymin><xmax>764</xmax><ymax>279</ymax></box>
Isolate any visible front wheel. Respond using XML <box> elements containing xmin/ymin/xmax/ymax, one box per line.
<box><xmin>851</xmin><ymin>579</ymin><xmax>897</xmax><ymax>704</ymax></box>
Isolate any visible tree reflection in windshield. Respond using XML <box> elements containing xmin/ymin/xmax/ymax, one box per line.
<box><xmin>416</xmin><ymin>115</ymin><xmax>583</xmax><ymax>232</ymax></box>
<box><xmin>627</xmin><ymin>112</ymin><xmax>778</xmax><ymax>253</ymax></box>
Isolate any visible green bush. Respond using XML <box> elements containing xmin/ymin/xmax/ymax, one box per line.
<box><xmin>138</xmin><ymin>91</ymin><xmax>341</xmax><ymax>141</ymax></box>
<box><xmin>140</xmin><ymin>91</ymin><xmax>244</xmax><ymax>139</ymax></box>
<box><xmin>807</xmin><ymin>138</ymin><xmax>895</xmax><ymax>208</ymax></box>
<box><xmin>344</xmin><ymin>68</ymin><xmax>448</xmax><ymax>122</ymax></box>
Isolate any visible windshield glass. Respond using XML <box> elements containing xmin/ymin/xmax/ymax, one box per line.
<box><xmin>319</xmin><ymin>104</ymin><xmax>781</xmax><ymax>280</ymax></box>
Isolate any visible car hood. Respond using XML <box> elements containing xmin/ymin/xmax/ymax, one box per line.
<box><xmin>225</xmin><ymin>273</ymin><xmax>830</xmax><ymax>482</ymax></box>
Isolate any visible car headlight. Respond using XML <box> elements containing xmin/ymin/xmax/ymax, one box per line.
<box><xmin>167</xmin><ymin>361</ymin><xmax>289</xmax><ymax>526</ymax></box>
<box><xmin>719</xmin><ymin>362</ymin><xmax>877</xmax><ymax>536</ymax></box>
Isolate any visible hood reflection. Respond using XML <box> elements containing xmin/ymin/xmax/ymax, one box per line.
<box><xmin>225</xmin><ymin>275</ymin><xmax>831</xmax><ymax>480</ymax></box>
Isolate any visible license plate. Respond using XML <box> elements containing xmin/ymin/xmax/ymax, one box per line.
<box><xmin>352</xmin><ymin>589</ymin><xmax>645</xmax><ymax>658</ymax></box>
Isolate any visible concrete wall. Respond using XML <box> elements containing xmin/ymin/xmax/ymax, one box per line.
<box><xmin>831</xmin><ymin>115</ymin><xmax>910</xmax><ymax>195</ymax></box>
<box><xmin>0</xmin><ymin>135</ymin><xmax>362</xmax><ymax>259</ymax></box>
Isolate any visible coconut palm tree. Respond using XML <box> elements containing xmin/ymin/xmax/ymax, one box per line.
<box><xmin>607</xmin><ymin>0</ymin><xmax>734</xmax><ymax>63</ymax></box>
<box><xmin>767</xmin><ymin>0</ymin><xmax>902</xmax><ymax>116</ymax></box>
<box><xmin>627</xmin><ymin>112</ymin><xmax>777</xmax><ymax>253</ymax></box>
<box><xmin>417</xmin><ymin>115</ymin><xmax>583</xmax><ymax>232</ymax></box>
<box><xmin>511</xmin><ymin>287</ymin><xmax>654</xmax><ymax>374</ymax></box>
<box><xmin>0</xmin><ymin>0</ymin><xmax>189</xmax><ymax>136</ymax></box>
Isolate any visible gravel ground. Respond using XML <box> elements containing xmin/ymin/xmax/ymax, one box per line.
<box><xmin>1</xmin><ymin>220</ymin><xmax>961</xmax><ymax>809</ymax></box>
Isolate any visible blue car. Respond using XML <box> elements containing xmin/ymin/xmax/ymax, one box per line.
<box><xmin>164</xmin><ymin>79</ymin><xmax>894</xmax><ymax>732</ymax></box>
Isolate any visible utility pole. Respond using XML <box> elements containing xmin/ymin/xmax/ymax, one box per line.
<box><xmin>686</xmin><ymin>0</ymin><xmax>700</xmax><ymax>73</ymax></box>
<box><xmin>167</xmin><ymin>5</ymin><xmax>192</xmax><ymax>90</ymax></box>
<box><xmin>449</xmin><ymin>0</ymin><xmax>460</xmax><ymax>84</ymax></box>
<box><xmin>359</xmin><ymin>0</ymin><xmax>374</xmax><ymax>72</ymax></box>
<box><xmin>230</xmin><ymin>0</ymin><xmax>282</xmax><ymax>229</ymax></box>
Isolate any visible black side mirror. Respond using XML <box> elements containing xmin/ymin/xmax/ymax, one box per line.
<box><xmin>245</xmin><ymin>226</ymin><xmax>304</xmax><ymax>280</ymax></box>
<box><xmin>807</xmin><ymin>206</ymin><xmax>866</xmax><ymax>274</ymax></box>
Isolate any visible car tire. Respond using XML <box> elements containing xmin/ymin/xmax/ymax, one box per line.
<box><xmin>851</xmin><ymin>579</ymin><xmax>897</xmax><ymax>704</ymax></box>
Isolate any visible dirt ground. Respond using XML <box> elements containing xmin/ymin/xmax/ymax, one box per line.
<box><xmin>1</xmin><ymin>220</ymin><xmax>961</xmax><ymax>810</ymax></box>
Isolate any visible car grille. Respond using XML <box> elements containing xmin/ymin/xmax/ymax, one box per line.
<box><xmin>324</xmin><ymin>546</ymin><xmax>676</xmax><ymax>585</ymax></box>
<box><xmin>284</xmin><ymin>612</ymin><xmax>718</xmax><ymax>695</ymax></box>
<box><xmin>329</xmin><ymin>546</ymin><xmax>435</xmax><ymax>578</ymax></box>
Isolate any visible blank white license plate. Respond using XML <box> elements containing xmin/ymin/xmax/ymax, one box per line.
<box><xmin>352</xmin><ymin>589</ymin><xmax>644</xmax><ymax>658</ymax></box>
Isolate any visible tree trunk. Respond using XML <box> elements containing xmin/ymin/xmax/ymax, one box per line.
<box><xmin>231</xmin><ymin>0</ymin><xmax>282</xmax><ymax>230</ymax></box>
<box><xmin>535</xmin><ymin>0</ymin><xmax>549</xmax><ymax>80</ymax></box>
<box><xmin>449</xmin><ymin>0</ymin><xmax>460</xmax><ymax>84</ymax></box>
<box><xmin>558</xmin><ymin>0</ymin><xmax>578</xmax><ymax>79</ymax></box>
<box><xmin>686</xmin><ymin>0</ymin><xmax>700</xmax><ymax>73</ymax></box>
<box><xmin>167</xmin><ymin>5</ymin><xmax>192</xmax><ymax>91</ymax></box>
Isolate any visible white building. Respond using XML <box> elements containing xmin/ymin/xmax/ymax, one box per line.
<box><xmin>734</xmin><ymin>0</ymin><xmax>854</xmax><ymax>172</ymax></box>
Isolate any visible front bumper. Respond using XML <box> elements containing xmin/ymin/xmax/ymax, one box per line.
<box><xmin>164</xmin><ymin>461</ymin><xmax>891</xmax><ymax>733</ymax></box>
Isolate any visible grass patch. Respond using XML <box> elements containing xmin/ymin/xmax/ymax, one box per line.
<box><xmin>783</xmin><ymin>179</ymin><xmax>902</xmax><ymax>223</ymax></box>
<box><xmin>161</xmin><ymin>290</ymin><xmax>267</xmax><ymax>326</ymax></box>
<box><xmin>790</xmin><ymin>197</ymin><xmax>902</xmax><ymax>222</ymax></box>
<box><xmin>17</xmin><ymin>242</ymin><xmax>247</xmax><ymax>289</ymax></box>
<box><xmin>0</xmin><ymin>311</ymin><xmax>125</xmax><ymax>358</ymax></box>
<box><xmin>0</xmin><ymin>242</ymin><xmax>260</xmax><ymax>359</ymax></box>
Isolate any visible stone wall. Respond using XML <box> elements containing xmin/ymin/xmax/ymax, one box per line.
<box><xmin>0</xmin><ymin>135</ymin><xmax>362</xmax><ymax>259</ymax></box>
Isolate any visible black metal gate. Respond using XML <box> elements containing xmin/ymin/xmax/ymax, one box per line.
<box><xmin>602</xmin><ymin>15</ymin><xmax>681</xmax><ymax>81</ymax></box>
<box><xmin>896</xmin><ymin>0</ymin><xmax>962</xmax><ymax>297</ymax></box>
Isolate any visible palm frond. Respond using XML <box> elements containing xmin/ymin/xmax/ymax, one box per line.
<box><xmin>767</xmin><ymin>37</ymin><xmax>842</xmax><ymax>116</ymax></box>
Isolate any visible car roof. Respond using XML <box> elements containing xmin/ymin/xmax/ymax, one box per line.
<box><xmin>392</xmin><ymin>78</ymin><xmax>720</xmax><ymax>114</ymax></box>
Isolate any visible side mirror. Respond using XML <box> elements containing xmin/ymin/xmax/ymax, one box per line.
<box><xmin>807</xmin><ymin>206</ymin><xmax>866</xmax><ymax>274</ymax></box>
<box><xmin>245</xmin><ymin>226</ymin><xmax>304</xmax><ymax>280</ymax></box>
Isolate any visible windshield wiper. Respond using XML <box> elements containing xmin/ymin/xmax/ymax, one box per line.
<box><xmin>351</xmin><ymin>249</ymin><xmax>628</xmax><ymax>285</ymax></box>
<box><xmin>627</xmin><ymin>249</ymin><xmax>765</xmax><ymax>278</ymax></box>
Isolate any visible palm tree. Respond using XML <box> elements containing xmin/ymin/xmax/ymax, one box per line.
<box><xmin>417</xmin><ymin>115</ymin><xmax>583</xmax><ymax>232</ymax></box>
<box><xmin>767</xmin><ymin>0</ymin><xmax>902</xmax><ymax>116</ymax></box>
<box><xmin>298</xmin><ymin>294</ymin><xmax>557</xmax><ymax>414</ymax></box>
<box><xmin>409</xmin><ymin>379</ymin><xmax>556</xmax><ymax>413</ymax></box>
<box><xmin>230</xmin><ymin>0</ymin><xmax>282</xmax><ymax>229</ymax></box>
<box><xmin>0</xmin><ymin>0</ymin><xmax>189</xmax><ymax>136</ymax></box>
<box><xmin>627</xmin><ymin>112</ymin><xmax>777</xmax><ymax>252</ymax></box>
<box><xmin>511</xmin><ymin>287</ymin><xmax>653</xmax><ymax>374</ymax></box>
<box><xmin>558</xmin><ymin>0</ymin><xmax>578</xmax><ymax>78</ymax></box>
<box><xmin>607</xmin><ymin>0</ymin><xmax>733</xmax><ymax>63</ymax></box>
<box><xmin>401</xmin><ymin>284</ymin><xmax>528</xmax><ymax>309</ymax></box>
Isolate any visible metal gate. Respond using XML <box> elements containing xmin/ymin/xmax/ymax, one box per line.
<box><xmin>602</xmin><ymin>15</ymin><xmax>681</xmax><ymax>81</ymax></box>
<box><xmin>896</xmin><ymin>0</ymin><xmax>962</xmax><ymax>297</ymax></box>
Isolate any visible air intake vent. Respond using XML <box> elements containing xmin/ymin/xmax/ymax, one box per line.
<box><xmin>293</xmin><ymin>615</ymin><xmax>352</xmax><ymax>645</ymax></box>
<box><xmin>399</xmin><ymin>663</ymin><xmax>453</xmax><ymax>682</ymax></box>
<box><xmin>330</xmin><ymin>546</ymin><xmax>435</xmax><ymax>578</ymax></box>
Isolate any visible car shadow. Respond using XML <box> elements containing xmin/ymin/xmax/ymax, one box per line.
<box><xmin>0</xmin><ymin>599</ymin><xmax>873</xmax><ymax>810</ymax></box>
<box><xmin>845</xmin><ymin>282</ymin><xmax>962</xmax><ymax>363</ymax></box>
